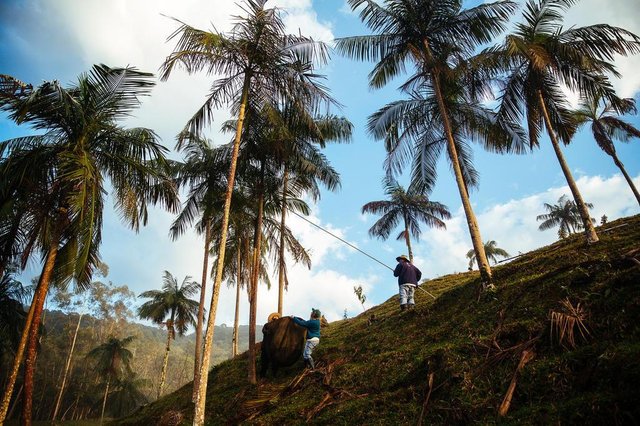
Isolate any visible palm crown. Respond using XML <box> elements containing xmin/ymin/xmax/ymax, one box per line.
<box><xmin>466</xmin><ymin>241</ymin><xmax>510</xmax><ymax>269</ymax></box>
<box><xmin>137</xmin><ymin>271</ymin><xmax>200</xmax><ymax>337</ymax></box>
<box><xmin>572</xmin><ymin>95</ymin><xmax>640</xmax><ymax>206</ymax></box>
<box><xmin>537</xmin><ymin>195</ymin><xmax>594</xmax><ymax>239</ymax></box>
<box><xmin>362</xmin><ymin>178</ymin><xmax>451</xmax><ymax>262</ymax></box>
<box><xmin>0</xmin><ymin>64</ymin><xmax>178</xmax><ymax>287</ymax></box>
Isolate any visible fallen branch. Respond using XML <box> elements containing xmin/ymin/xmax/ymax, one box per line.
<box><xmin>622</xmin><ymin>248</ymin><xmax>640</xmax><ymax>267</ymax></box>
<box><xmin>305</xmin><ymin>389</ymin><xmax>368</xmax><ymax>422</ymax></box>
<box><xmin>417</xmin><ymin>372</ymin><xmax>435</xmax><ymax>426</ymax></box>
<box><xmin>498</xmin><ymin>349</ymin><xmax>536</xmax><ymax>417</ymax></box>
<box><xmin>601</xmin><ymin>223</ymin><xmax>628</xmax><ymax>233</ymax></box>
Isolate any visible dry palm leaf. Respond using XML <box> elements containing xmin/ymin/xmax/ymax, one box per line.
<box><xmin>550</xmin><ymin>298</ymin><xmax>590</xmax><ymax>349</ymax></box>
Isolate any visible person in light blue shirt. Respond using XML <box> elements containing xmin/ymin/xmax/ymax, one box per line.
<box><xmin>291</xmin><ymin>308</ymin><xmax>321</xmax><ymax>369</ymax></box>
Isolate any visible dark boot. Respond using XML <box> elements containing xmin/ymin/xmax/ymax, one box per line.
<box><xmin>400</xmin><ymin>304</ymin><xmax>407</xmax><ymax>312</ymax></box>
<box><xmin>304</xmin><ymin>359</ymin><xmax>312</xmax><ymax>369</ymax></box>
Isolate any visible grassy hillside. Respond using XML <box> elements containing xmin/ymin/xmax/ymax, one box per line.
<box><xmin>114</xmin><ymin>215</ymin><xmax>640</xmax><ymax>425</ymax></box>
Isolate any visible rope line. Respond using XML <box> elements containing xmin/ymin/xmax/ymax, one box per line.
<box><xmin>289</xmin><ymin>210</ymin><xmax>394</xmax><ymax>271</ymax></box>
<box><xmin>290</xmin><ymin>210</ymin><xmax>437</xmax><ymax>300</ymax></box>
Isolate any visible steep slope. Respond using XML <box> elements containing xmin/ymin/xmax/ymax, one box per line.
<box><xmin>115</xmin><ymin>214</ymin><xmax>640</xmax><ymax>425</ymax></box>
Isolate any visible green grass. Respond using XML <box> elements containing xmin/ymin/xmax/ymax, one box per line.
<box><xmin>113</xmin><ymin>215</ymin><xmax>640</xmax><ymax>425</ymax></box>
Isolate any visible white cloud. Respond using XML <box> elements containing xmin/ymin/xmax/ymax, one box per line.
<box><xmin>7</xmin><ymin>0</ymin><xmax>334</xmax><ymax>147</ymax></box>
<box><xmin>562</xmin><ymin>0</ymin><xmax>640</xmax><ymax>98</ymax></box>
<box><xmin>411</xmin><ymin>173</ymin><xmax>640</xmax><ymax>278</ymax></box>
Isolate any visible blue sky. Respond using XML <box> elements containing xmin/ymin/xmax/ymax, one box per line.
<box><xmin>1</xmin><ymin>0</ymin><xmax>639</xmax><ymax>326</ymax></box>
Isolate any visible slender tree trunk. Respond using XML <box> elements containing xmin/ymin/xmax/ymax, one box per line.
<box><xmin>612</xmin><ymin>154</ymin><xmax>640</xmax><ymax>207</ymax></box>
<box><xmin>60</xmin><ymin>396</ymin><xmax>75</xmax><ymax>422</ymax></box>
<box><xmin>430</xmin><ymin>66</ymin><xmax>492</xmax><ymax>285</ymax></box>
<box><xmin>403</xmin><ymin>220</ymin><xmax>413</xmax><ymax>263</ymax></box>
<box><xmin>193</xmin><ymin>74</ymin><xmax>251</xmax><ymax>426</ymax></box>
<box><xmin>248</xmin><ymin>164</ymin><xmax>265</xmax><ymax>385</ymax></box>
<box><xmin>192</xmin><ymin>220</ymin><xmax>211</xmax><ymax>402</ymax></box>
<box><xmin>158</xmin><ymin>325</ymin><xmax>173</xmax><ymax>400</ymax></box>
<box><xmin>0</xmin><ymin>295</ymin><xmax>38</xmax><ymax>424</ymax></box>
<box><xmin>21</xmin><ymin>241</ymin><xmax>59</xmax><ymax>426</ymax></box>
<box><xmin>232</xmin><ymin>249</ymin><xmax>242</xmax><ymax>358</ymax></box>
<box><xmin>277</xmin><ymin>166</ymin><xmax>289</xmax><ymax>316</ymax></box>
<box><xmin>99</xmin><ymin>379</ymin><xmax>110</xmax><ymax>426</ymax></box>
<box><xmin>6</xmin><ymin>384</ymin><xmax>22</xmax><ymax>421</ymax></box>
<box><xmin>51</xmin><ymin>313</ymin><xmax>83</xmax><ymax>422</ymax></box>
<box><xmin>538</xmin><ymin>91</ymin><xmax>598</xmax><ymax>243</ymax></box>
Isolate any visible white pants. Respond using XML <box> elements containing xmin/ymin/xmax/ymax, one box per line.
<box><xmin>399</xmin><ymin>283</ymin><xmax>416</xmax><ymax>305</ymax></box>
<box><xmin>303</xmin><ymin>337</ymin><xmax>319</xmax><ymax>360</ymax></box>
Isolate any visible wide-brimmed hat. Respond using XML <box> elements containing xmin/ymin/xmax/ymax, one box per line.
<box><xmin>396</xmin><ymin>255</ymin><xmax>409</xmax><ymax>262</ymax></box>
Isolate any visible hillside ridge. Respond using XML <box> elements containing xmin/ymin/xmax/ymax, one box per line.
<box><xmin>115</xmin><ymin>214</ymin><xmax>640</xmax><ymax>425</ymax></box>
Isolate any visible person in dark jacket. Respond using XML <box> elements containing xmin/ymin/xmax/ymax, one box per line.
<box><xmin>291</xmin><ymin>308</ymin><xmax>321</xmax><ymax>369</ymax></box>
<box><xmin>393</xmin><ymin>255</ymin><xmax>422</xmax><ymax>311</ymax></box>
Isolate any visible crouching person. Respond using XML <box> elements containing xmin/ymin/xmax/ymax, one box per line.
<box><xmin>291</xmin><ymin>308</ymin><xmax>321</xmax><ymax>369</ymax></box>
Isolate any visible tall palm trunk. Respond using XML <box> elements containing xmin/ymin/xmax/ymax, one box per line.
<box><xmin>232</xmin><ymin>249</ymin><xmax>241</xmax><ymax>357</ymax></box>
<box><xmin>248</xmin><ymin>162</ymin><xmax>265</xmax><ymax>385</ymax></box>
<box><xmin>99</xmin><ymin>378</ymin><xmax>110</xmax><ymax>426</ymax></box>
<box><xmin>612</xmin><ymin>154</ymin><xmax>640</xmax><ymax>206</ymax></box>
<box><xmin>537</xmin><ymin>91</ymin><xmax>599</xmax><ymax>243</ymax></box>
<box><xmin>277</xmin><ymin>166</ymin><xmax>289</xmax><ymax>315</ymax></box>
<box><xmin>158</xmin><ymin>321</ymin><xmax>173</xmax><ymax>400</ymax></box>
<box><xmin>51</xmin><ymin>313</ymin><xmax>83</xmax><ymax>422</ymax></box>
<box><xmin>192</xmin><ymin>220</ymin><xmax>211</xmax><ymax>402</ymax></box>
<box><xmin>0</xmin><ymin>287</ymin><xmax>40</xmax><ymax>423</ymax></box>
<box><xmin>403</xmin><ymin>216</ymin><xmax>414</xmax><ymax>262</ymax></box>
<box><xmin>22</xmin><ymin>240</ymin><xmax>59</xmax><ymax>426</ymax></box>
<box><xmin>430</xmin><ymin>66</ymin><xmax>492</xmax><ymax>285</ymax></box>
<box><xmin>193</xmin><ymin>74</ymin><xmax>251</xmax><ymax>426</ymax></box>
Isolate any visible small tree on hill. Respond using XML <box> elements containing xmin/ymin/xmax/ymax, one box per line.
<box><xmin>87</xmin><ymin>336</ymin><xmax>135</xmax><ymax>425</ymax></box>
<box><xmin>354</xmin><ymin>285</ymin><xmax>367</xmax><ymax>312</ymax></box>
<box><xmin>466</xmin><ymin>241</ymin><xmax>510</xmax><ymax>269</ymax></box>
<box><xmin>137</xmin><ymin>271</ymin><xmax>199</xmax><ymax>400</ymax></box>
<box><xmin>537</xmin><ymin>195</ymin><xmax>594</xmax><ymax>239</ymax></box>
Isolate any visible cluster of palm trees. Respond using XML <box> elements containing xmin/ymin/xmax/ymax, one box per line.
<box><xmin>1</xmin><ymin>0</ymin><xmax>639</xmax><ymax>424</ymax></box>
<box><xmin>337</xmin><ymin>0</ymin><xmax>639</xmax><ymax>288</ymax></box>
<box><xmin>0</xmin><ymin>65</ymin><xmax>179</xmax><ymax>424</ymax></box>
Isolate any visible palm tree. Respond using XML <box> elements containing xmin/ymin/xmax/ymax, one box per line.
<box><xmin>87</xmin><ymin>336</ymin><xmax>136</xmax><ymax>425</ymax></box>
<box><xmin>362</xmin><ymin>178</ymin><xmax>451</xmax><ymax>262</ymax></box>
<box><xmin>466</xmin><ymin>240</ymin><xmax>510</xmax><ymax>269</ymax></box>
<box><xmin>137</xmin><ymin>271</ymin><xmax>199</xmax><ymax>400</ymax></box>
<box><xmin>51</xmin><ymin>311</ymin><xmax>83</xmax><ymax>422</ymax></box>
<box><xmin>0</xmin><ymin>65</ymin><xmax>178</xmax><ymax>424</ymax></box>
<box><xmin>572</xmin><ymin>95</ymin><xmax>640</xmax><ymax>206</ymax></box>
<box><xmin>537</xmin><ymin>195</ymin><xmax>594</xmax><ymax>239</ymax></box>
<box><xmin>169</xmin><ymin>135</ymin><xmax>228</xmax><ymax>400</ymax></box>
<box><xmin>161</xmin><ymin>3</ymin><xmax>334</xmax><ymax>418</ymax></box>
<box><xmin>336</xmin><ymin>0</ymin><xmax>519</xmax><ymax>285</ymax></box>
<box><xmin>488</xmin><ymin>0</ymin><xmax>640</xmax><ymax>243</ymax></box>
<box><xmin>263</xmin><ymin>104</ymin><xmax>352</xmax><ymax>316</ymax></box>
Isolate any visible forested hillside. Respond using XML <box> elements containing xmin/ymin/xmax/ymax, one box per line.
<box><xmin>115</xmin><ymin>215</ymin><xmax>640</xmax><ymax>425</ymax></box>
<box><xmin>0</xmin><ymin>305</ymin><xmax>251</xmax><ymax>423</ymax></box>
